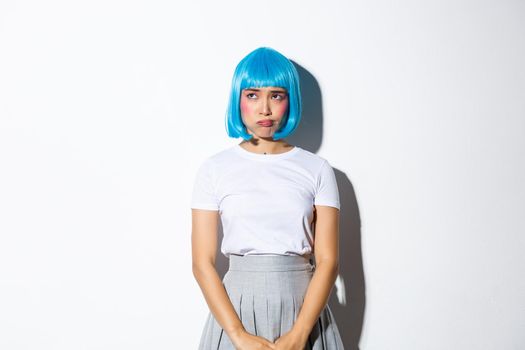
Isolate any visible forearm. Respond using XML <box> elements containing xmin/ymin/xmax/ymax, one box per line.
<box><xmin>292</xmin><ymin>259</ymin><xmax>339</xmax><ymax>341</ymax></box>
<box><xmin>192</xmin><ymin>262</ymin><xmax>245</xmax><ymax>340</ymax></box>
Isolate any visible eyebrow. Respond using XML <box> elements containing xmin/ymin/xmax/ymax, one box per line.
<box><xmin>244</xmin><ymin>88</ymin><xmax>287</xmax><ymax>93</ymax></box>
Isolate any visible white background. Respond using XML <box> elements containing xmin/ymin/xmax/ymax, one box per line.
<box><xmin>1</xmin><ymin>0</ymin><xmax>524</xmax><ymax>349</ymax></box>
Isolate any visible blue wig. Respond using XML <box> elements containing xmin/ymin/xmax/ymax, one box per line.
<box><xmin>225</xmin><ymin>47</ymin><xmax>302</xmax><ymax>141</ymax></box>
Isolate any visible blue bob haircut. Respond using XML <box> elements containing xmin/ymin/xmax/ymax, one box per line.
<box><xmin>225</xmin><ymin>47</ymin><xmax>302</xmax><ymax>141</ymax></box>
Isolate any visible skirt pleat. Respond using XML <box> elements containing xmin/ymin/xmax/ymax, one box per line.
<box><xmin>198</xmin><ymin>255</ymin><xmax>344</xmax><ymax>349</ymax></box>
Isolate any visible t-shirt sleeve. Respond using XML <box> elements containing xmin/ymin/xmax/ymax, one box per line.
<box><xmin>314</xmin><ymin>160</ymin><xmax>340</xmax><ymax>210</ymax></box>
<box><xmin>190</xmin><ymin>159</ymin><xmax>219</xmax><ymax>211</ymax></box>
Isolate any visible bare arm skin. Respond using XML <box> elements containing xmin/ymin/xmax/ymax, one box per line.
<box><xmin>191</xmin><ymin>209</ymin><xmax>276</xmax><ymax>349</ymax></box>
<box><xmin>277</xmin><ymin>205</ymin><xmax>340</xmax><ymax>347</ymax></box>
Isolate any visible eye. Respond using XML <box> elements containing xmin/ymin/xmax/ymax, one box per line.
<box><xmin>246</xmin><ymin>93</ymin><xmax>257</xmax><ymax>99</ymax></box>
<box><xmin>272</xmin><ymin>94</ymin><xmax>286</xmax><ymax>100</ymax></box>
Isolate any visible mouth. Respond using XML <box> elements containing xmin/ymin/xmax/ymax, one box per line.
<box><xmin>257</xmin><ymin>120</ymin><xmax>274</xmax><ymax>127</ymax></box>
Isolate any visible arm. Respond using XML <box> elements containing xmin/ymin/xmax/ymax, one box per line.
<box><xmin>290</xmin><ymin>205</ymin><xmax>340</xmax><ymax>343</ymax></box>
<box><xmin>191</xmin><ymin>209</ymin><xmax>276</xmax><ymax>349</ymax></box>
<box><xmin>191</xmin><ymin>208</ymin><xmax>245</xmax><ymax>340</ymax></box>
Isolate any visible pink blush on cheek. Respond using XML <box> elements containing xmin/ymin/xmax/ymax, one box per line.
<box><xmin>274</xmin><ymin>100</ymin><xmax>289</xmax><ymax>116</ymax></box>
<box><xmin>240</xmin><ymin>98</ymin><xmax>250</xmax><ymax>114</ymax></box>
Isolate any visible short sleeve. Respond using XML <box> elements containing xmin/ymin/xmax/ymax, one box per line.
<box><xmin>314</xmin><ymin>160</ymin><xmax>340</xmax><ymax>210</ymax></box>
<box><xmin>190</xmin><ymin>159</ymin><xmax>219</xmax><ymax>211</ymax></box>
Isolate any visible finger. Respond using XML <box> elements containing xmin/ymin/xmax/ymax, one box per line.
<box><xmin>264</xmin><ymin>340</ymin><xmax>276</xmax><ymax>348</ymax></box>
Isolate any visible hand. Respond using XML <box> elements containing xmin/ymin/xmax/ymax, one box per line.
<box><xmin>230</xmin><ymin>329</ymin><xmax>276</xmax><ymax>350</ymax></box>
<box><xmin>274</xmin><ymin>328</ymin><xmax>308</xmax><ymax>350</ymax></box>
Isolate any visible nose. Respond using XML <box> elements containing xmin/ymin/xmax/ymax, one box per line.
<box><xmin>260</xmin><ymin>99</ymin><xmax>272</xmax><ymax>116</ymax></box>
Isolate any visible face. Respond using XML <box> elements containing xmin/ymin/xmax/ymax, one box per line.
<box><xmin>239</xmin><ymin>86</ymin><xmax>289</xmax><ymax>139</ymax></box>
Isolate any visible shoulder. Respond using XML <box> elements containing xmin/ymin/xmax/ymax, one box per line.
<box><xmin>195</xmin><ymin>145</ymin><xmax>237</xmax><ymax>170</ymax></box>
<box><xmin>209</xmin><ymin>145</ymin><xmax>238</xmax><ymax>164</ymax></box>
<box><xmin>294</xmin><ymin>147</ymin><xmax>333</xmax><ymax>174</ymax></box>
<box><xmin>296</xmin><ymin>147</ymin><xmax>329</xmax><ymax>163</ymax></box>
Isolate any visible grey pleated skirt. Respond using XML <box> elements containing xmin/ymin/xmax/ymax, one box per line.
<box><xmin>198</xmin><ymin>254</ymin><xmax>344</xmax><ymax>349</ymax></box>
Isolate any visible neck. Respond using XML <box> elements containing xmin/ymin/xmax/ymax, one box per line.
<box><xmin>239</xmin><ymin>139</ymin><xmax>292</xmax><ymax>154</ymax></box>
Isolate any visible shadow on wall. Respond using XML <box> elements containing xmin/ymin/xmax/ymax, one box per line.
<box><xmin>213</xmin><ymin>61</ymin><xmax>366</xmax><ymax>350</ymax></box>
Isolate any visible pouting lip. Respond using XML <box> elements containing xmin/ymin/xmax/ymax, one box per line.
<box><xmin>257</xmin><ymin>120</ymin><xmax>274</xmax><ymax>125</ymax></box>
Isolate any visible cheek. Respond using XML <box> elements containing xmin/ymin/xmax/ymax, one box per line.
<box><xmin>275</xmin><ymin>100</ymin><xmax>289</xmax><ymax>116</ymax></box>
<box><xmin>240</xmin><ymin>98</ymin><xmax>251</xmax><ymax>115</ymax></box>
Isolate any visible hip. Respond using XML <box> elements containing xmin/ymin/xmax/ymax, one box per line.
<box><xmin>223</xmin><ymin>254</ymin><xmax>315</xmax><ymax>297</ymax></box>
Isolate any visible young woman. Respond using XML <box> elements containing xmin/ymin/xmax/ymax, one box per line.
<box><xmin>191</xmin><ymin>47</ymin><xmax>344</xmax><ymax>350</ymax></box>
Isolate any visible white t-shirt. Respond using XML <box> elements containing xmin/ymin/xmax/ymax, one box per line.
<box><xmin>190</xmin><ymin>144</ymin><xmax>340</xmax><ymax>258</ymax></box>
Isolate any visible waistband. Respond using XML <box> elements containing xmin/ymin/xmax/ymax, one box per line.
<box><xmin>228</xmin><ymin>254</ymin><xmax>315</xmax><ymax>272</ymax></box>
